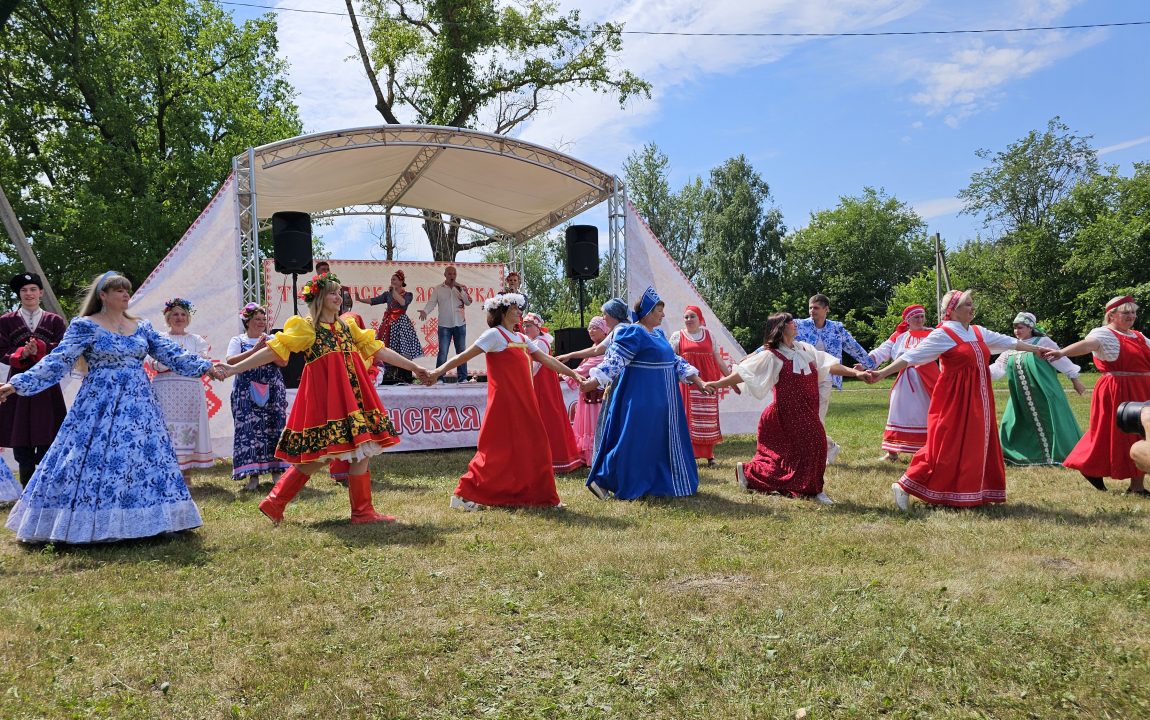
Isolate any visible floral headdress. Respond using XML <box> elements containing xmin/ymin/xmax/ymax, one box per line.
<box><xmin>482</xmin><ymin>293</ymin><xmax>526</xmax><ymax>312</ymax></box>
<box><xmin>163</xmin><ymin>297</ymin><xmax>195</xmax><ymax>315</ymax></box>
<box><xmin>239</xmin><ymin>302</ymin><xmax>266</xmax><ymax>322</ymax></box>
<box><xmin>300</xmin><ymin>272</ymin><xmax>341</xmax><ymax>303</ymax></box>
<box><xmin>522</xmin><ymin>312</ymin><xmax>548</xmax><ymax>333</ymax></box>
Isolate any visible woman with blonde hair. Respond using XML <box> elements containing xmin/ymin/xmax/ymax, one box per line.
<box><xmin>221</xmin><ymin>272</ymin><xmax>428</xmax><ymax>524</ymax></box>
<box><xmin>1</xmin><ymin>272</ymin><xmax>226</xmax><ymax>543</ymax></box>
<box><xmin>870</xmin><ymin>289</ymin><xmax>1047</xmax><ymax>510</ymax></box>
<box><xmin>148</xmin><ymin>298</ymin><xmax>214</xmax><ymax>483</ymax></box>
<box><xmin>1045</xmin><ymin>296</ymin><xmax>1150</xmax><ymax>494</ymax></box>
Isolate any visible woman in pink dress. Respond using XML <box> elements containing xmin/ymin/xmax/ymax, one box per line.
<box><xmin>564</xmin><ymin>316</ymin><xmax>608</xmax><ymax>465</ymax></box>
<box><xmin>1046</xmin><ymin>295</ymin><xmax>1150</xmax><ymax>495</ymax></box>
<box><xmin>670</xmin><ymin>305</ymin><xmax>732</xmax><ymax>466</ymax></box>
<box><xmin>705</xmin><ymin>312</ymin><xmax>869</xmax><ymax>504</ymax></box>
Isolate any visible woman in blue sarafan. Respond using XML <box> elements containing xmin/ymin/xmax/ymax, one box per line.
<box><xmin>579</xmin><ymin>287</ymin><xmax>711</xmax><ymax>500</ymax></box>
<box><xmin>0</xmin><ymin>272</ymin><xmax>223</xmax><ymax>544</ymax></box>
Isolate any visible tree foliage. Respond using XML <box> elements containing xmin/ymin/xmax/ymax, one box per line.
<box><xmin>621</xmin><ymin>142</ymin><xmax>704</xmax><ymax>279</ymax></box>
<box><xmin>0</xmin><ymin>0</ymin><xmax>301</xmax><ymax>306</ymax></box>
<box><xmin>350</xmin><ymin>0</ymin><xmax>651</xmax><ymax>261</ymax></box>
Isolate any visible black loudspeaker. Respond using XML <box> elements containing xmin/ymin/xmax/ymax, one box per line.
<box><xmin>272</xmin><ymin>211</ymin><xmax>313</xmax><ymax>274</ymax></box>
<box><xmin>273</xmin><ymin>330</ymin><xmax>307</xmax><ymax>389</ymax></box>
<box><xmin>565</xmin><ymin>225</ymin><xmax>599</xmax><ymax>279</ymax></box>
<box><xmin>554</xmin><ymin>327</ymin><xmax>593</xmax><ymax>369</ymax></box>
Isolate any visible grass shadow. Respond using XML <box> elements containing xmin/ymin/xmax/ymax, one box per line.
<box><xmin>631</xmin><ymin>489</ymin><xmax>790</xmax><ymax>519</ymax></box>
<box><xmin>11</xmin><ymin>530</ymin><xmax>211</xmax><ymax>567</ymax></box>
<box><xmin>310</xmin><ymin>519</ymin><xmax>460</xmax><ymax>547</ymax></box>
<box><xmin>507</xmin><ymin>505</ymin><xmax>635</xmax><ymax>530</ymax></box>
<box><xmin>828</xmin><ymin>497</ymin><xmax>1149</xmax><ymax>527</ymax></box>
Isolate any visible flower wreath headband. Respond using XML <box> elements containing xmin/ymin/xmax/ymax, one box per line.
<box><xmin>163</xmin><ymin>297</ymin><xmax>195</xmax><ymax>315</ymax></box>
<box><xmin>482</xmin><ymin>293</ymin><xmax>526</xmax><ymax>312</ymax></box>
<box><xmin>300</xmin><ymin>272</ymin><xmax>341</xmax><ymax>303</ymax></box>
<box><xmin>239</xmin><ymin>302</ymin><xmax>266</xmax><ymax>321</ymax></box>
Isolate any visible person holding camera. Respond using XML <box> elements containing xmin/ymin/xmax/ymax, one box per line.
<box><xmin>1131</xmin><ymin>407</ymin><xmax>1150</xmax><ymax>474</ymax></box>
<box><xmin>1045</xmin><ymin>296</ymin><xmax>1150</xmax><ymax>495</ymax></box>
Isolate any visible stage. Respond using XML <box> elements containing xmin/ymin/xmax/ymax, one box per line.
<box><xmin>285</xmin><ymin>380</ymin><xmax>580</xmax><ymax>452</ymax></box>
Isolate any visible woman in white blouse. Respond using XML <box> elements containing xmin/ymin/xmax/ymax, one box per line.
<box><xmin>148</xmin><ymin>298</ymin><xmax>214</xmax><ymax>482</ymax></box>
<box><xmin>705</xmin><ymin>312</ymin><xmax>868</xmax><ymax>505</ymax></box>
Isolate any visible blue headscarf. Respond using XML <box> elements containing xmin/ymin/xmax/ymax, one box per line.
<box><xmin>601</xmin><ymin>298</ymin><xmax>629</xmax><ymax>323</ymax></box>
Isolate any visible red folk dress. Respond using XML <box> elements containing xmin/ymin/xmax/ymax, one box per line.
<box><xmin>455</xmin><ymin>327</ymin><xmax>561</xmax><ymax>507</ymax></box>
<box><xmin>674</xmin><ymin>328</ymin><xmax>724</xmax><ymax>460</ymax></box>
<box><xmin>898</xmin><ymin>325</ymin><xmax>1006</xmax><ymax>507</ymax></box>
<box><xmin>735</xmin><ymin>343</ymin><xmax>834</xmax><ymax>496</ymax></box>
<box><xmin>1063</xmin><ymin>328</ymin><xmax>1150</xmax><ymax>480</ymax></box>
<box><xmin>267</xmin><ymin>316</ymin><xmax>400</xmax><ymax>464</ymax></box>
<box><xmin>532</xmin><ymin>334</ymin><xmax>585</xmax><ymax>473</ymax></box>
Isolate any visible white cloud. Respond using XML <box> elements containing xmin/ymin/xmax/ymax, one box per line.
<box><xmin>1097</xmin><ymin>134</ymin><xmax>1150</xmax><ymax>156</ymax></box>
<box><xmin>912</xmin><ymin>196</ymin><xmax>966</xmax><ymax>218</ymax></box>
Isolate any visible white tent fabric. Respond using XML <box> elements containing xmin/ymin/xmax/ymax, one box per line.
<box><xmin>128</xmin><ymin>174</ymin><xmax>243</xmax><ymax>456</ymax></box>
<box><xmin>624</xmin><ymin>202</ymin><xmax>763</xmax><ymax>434</ymax></box>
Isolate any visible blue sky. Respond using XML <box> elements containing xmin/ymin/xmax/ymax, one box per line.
<box><xmin>225</xmin><ymin>0</ymin><xmax>1150</xmax><ymax>260</ymax></box>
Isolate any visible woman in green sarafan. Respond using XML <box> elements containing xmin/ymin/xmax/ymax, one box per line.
<box><xmin>989</xmin><ymin>312</ymin><xmax>1086</xmax><ymax>466</ymax></box>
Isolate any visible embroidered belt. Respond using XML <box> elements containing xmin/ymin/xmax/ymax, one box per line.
<box><xmin>1102</xmin><ymin>371</ymin><xmax>1150</xmax><ymax>376</ymax></box>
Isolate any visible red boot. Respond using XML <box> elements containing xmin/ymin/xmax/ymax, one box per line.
<box><xmin>258</xmin><ymin>467</ymin><xmax>311</xmax><ymax>524</ymax></box>
<box><xmin>348</xmin><ymin>472</ymin><xmax>396</xmax><ymax>524</ymax></box>
<box><xmin>329</xmin><ymin>459</ymin><xmax>350</xmax><ymax>486</ymax></box>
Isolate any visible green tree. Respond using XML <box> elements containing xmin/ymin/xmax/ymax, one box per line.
<box><xmin>0</xmin><ymin>0</ymin><xmax>301</xmax><ymax>305</ymax></box>
<box><xmin>348</xmin><ymin>0</ymin><xmax>650</xmax><ymax>260</ymax></box>
<box><xmin>622</xmin><ymin>142</ymin><xmax>705</xmax><ymax>278</ymax></box>
<box><xmin>696</xmin><ymin>155</ymin><xmax>785</xmax><ymax>350</ymax></box>
<box><xmin>779</xmin><ymin>187</ymin><xmax>933</xmax><ymax>348</ymax></box>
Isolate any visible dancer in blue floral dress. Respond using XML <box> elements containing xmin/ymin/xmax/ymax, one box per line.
<box><xmin>0</xmin><ymin>272</ymin><xmax>223</xmax><ymax>544</ymax></box>
<box><xmin>226</xmin><ymin>303</ymin><xmax>290</xmax><ymax>491</ymax></box>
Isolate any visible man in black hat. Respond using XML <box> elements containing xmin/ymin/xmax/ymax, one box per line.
<box><xmin>0</xmin><ymin>272</ymin><xmax>67</xmax><ymax>485</ymax></box>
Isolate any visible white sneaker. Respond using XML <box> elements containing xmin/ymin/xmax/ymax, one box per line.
<box><xmin>735</xmin><ymin>463</ymin><xmax>749</xmax><ymax>491</ymax></box>
<box><xmin>891</xmin><ymin>483</ymin><xmax>910</xmax><ymax>512</ymax></box>
<box><xmin>587</xmin><ymin>480</ymin><xmax>610</xmax><ymax>500</ymax></box>
<box><xmin>449</xmin><ymin>494</ymin><xmax>480</xmax><ymax>512</ymax></box>
<box><xmin>814</xmin><ymin>492</ymin><xmax>835</xmax><ymax>505</ymax></box>
<box><xmin>826</xmin><ymin>443</ymin><xmax>841</xmax><ymax>465</ymax></box>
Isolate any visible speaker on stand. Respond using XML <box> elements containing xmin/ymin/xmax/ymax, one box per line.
<box><xmin>564</xmin><ymin>225</ymin><xmax>599</xmax><ymax>327</ymax></box>
<box><xmin>272</xmin><ymin>211</ymin><xmax>313</xmax><ymax>388</ymax></box>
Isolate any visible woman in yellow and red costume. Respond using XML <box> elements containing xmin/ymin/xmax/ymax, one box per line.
<box><xmin>222</xmin><ymin>272</ymin><xmax>427</xmax><ymax>524</ymax></box>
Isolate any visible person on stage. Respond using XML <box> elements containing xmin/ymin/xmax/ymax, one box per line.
<box><xmin>795</xmin><ymin>294</ymin><xmax>876</xmax><ymax>465</ymax></box>
<box><xmin>358</xmin><ymin>270</ymin><xmax>422</xmax><ymax>384</ymax></box>
<box><xmin>706</xmin><ymin>312</ymin><xmax>869</xmax><ymax>504</ymax></box>
<box><xmin>870</xmin><ymin>290</ymin><xmax>1047</xmax><ymax>511</ymax></box>
<box><xmin>989</xmin><ymin>311</ymin><xmax>1085</xmax><ymax>466</ymax></box>
<box><xmin>226</xmin><ymin>303</ymin><xmax>290</xmax><ymax>492</ymax></box>
<box><xmin>670</xmin><ymin>305</ymin><xmax>732</xmax><ymax>466</ymax></box>
<box><xmin>148</xmin><ymin>298</ymin><xmax>214</xmax><ymax>484</ymax></box>
<box><xmin>0</xmin><ymin>272</ymin><xmax>67</xmax><ymax>485</ymax></box>
<box><xmin>564</xmin><ymin>316</ymin><xmax>608</xmax><ymax>465</ymax></box>
<box><xmin>521</xmin><ymin>311</ymin><xmax>584</xmax><ymax>473</ymax></box>
<box><xmin>579</xmin><ymin>287</ymin><xmax>709</xmax><ymax>501</ymax></box>
<box><xmin>424</xmin><ymin>293</ymin><xmax>585</xmax><ymax>510</ymax></box>
<box><xmin>0</xmin><ymin>272</ymin><xmax>227</xmax><ymax>544</ymax></box>
<box><xmin>1045</xmin><ymin>296</ymin><xmax>1150</xmax><ymax>495</ymax></box>
<box><xmin>864</xmin><ymin>305</ymin><xmax>939</xmax><ymax>462</ymax></box>
<box><xmin>221</xmin><ymin>272</ymin><xmax>428</xmax><ymax>524</ymax></box>
<box><xmin>420</xmin><ymin>265</ymin><xmax>472</xmax><ymax>383</ymax></box>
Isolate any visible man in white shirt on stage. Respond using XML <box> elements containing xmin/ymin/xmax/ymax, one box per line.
<box><xmin>420</xmin><ymin>265</ymin><xmax>472</xmax><ymax>382</ymax></box>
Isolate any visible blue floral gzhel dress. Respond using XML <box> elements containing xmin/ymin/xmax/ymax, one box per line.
<box><xmin>4</xmin><ymin>318</ymin><xmax>211</xmax><ymax>543</ymax></box>
<box><xmin>227</xmin><ymin>334</ymin><xmax>289</xmax><ymax>481</ymax></box>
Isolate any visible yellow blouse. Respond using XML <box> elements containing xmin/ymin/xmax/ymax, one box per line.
<box><xmin>267</xmin><ymin>316</ymin><xmax>384</xmax><ymax>363</ymax></box>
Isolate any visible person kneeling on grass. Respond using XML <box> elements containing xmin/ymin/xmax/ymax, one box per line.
<box><xmin>220</xmin><ymin>272</ymin><xmax>428</xmax><ymax>525</ymax></box>
<box><xmin>423</xmin><ymin>293</ymin><xmax>585</xmax><ymax>511</ymax></box>
<box><xmin>705</xmin><ymin>312</ymin><xmax>870</xmax><ymax>505</ymax></box>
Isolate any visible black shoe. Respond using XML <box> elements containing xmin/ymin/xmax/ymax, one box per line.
<box><xmin>1083</xmin><ymin>475</ymin><xmax>1107</xmax><ymax>492</ymax></box>
<box><xmin>1125</xmin><ymin>488</ymin><xmax>1150</xmax><ymax>497</ymax></box>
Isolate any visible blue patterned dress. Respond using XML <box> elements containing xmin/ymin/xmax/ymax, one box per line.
<box><xmin>5</xmin><ymin>318</ymin><xmax>211</xmax><ymax>543</ymax></box>
<box><xmin>587</xmin><ymin>324</ymin><xmax>700</xmax><ymax>500</ymax></box>
<box><xmin>0</xmin><ymin>456</ymin><xmax>19</xmax><ymax>502</ymax></box>
<box><xmin>227</xmin><ymin>334</ymin><xmax>290</xmax><ymax>480</ymax></box>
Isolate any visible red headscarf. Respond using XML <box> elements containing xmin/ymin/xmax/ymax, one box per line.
<box><xmin>685</xmin><ymin>305</ymin><xmax>705</xmax><ymax>326</ymax></box>
<box><xmin>1105</xmin><ymin>295</ymin><xmax>1135</xmax><ymax>313</ymax></box>
<box><xmin>895</xmin><ymin>304</ymin><xmax>926</xmax><ymax>334</ymax></box>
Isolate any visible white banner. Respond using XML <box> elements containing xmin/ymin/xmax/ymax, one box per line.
<box><xmin>262</xmin><ymin>260</ymin><xmax>505</xmax><ymax>373</ymax></box>
<box><xmin>129</xmin><ymin>173</ymin><xmax>242</xmax><ymax>457</ymax></box>
<box><xmin>624</xmin><ymin>201</ymin><xmax>763</xmax><ymax>434</ymax></box>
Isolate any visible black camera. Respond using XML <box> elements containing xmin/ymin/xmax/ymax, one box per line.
<box><xmin>1116</xmin><ymin>401</ymin><xmax>1149</xmax><ymax>436</ymax></box>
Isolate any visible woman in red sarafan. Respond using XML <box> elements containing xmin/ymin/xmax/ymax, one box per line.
<box><xmin>223</xmin><ymin>272</ymin><xmax>427</xmax><ymax>525</ymax></box>
<box><xmin>871</xmin><ymin>290</ymin><xmax>1046</xmax><ymax>511</ymax></box>
<box><xmin>521</xmin><ymin>311</ymin><xmax>584</xmax><ymax>473</ymax></box>
<box><xmin>670</xmin><ymin>305</ymin><xmax>731</xmax><ymax>466</ymax></box>
<box><xmin>1047</xmin><ymin>295</ymin><xmax>1150</xmax><ymax>495</ymax></box>
<box><xmin>425</xmin><ymin>294</ymin><xmax>586</xmax><ymax>511</ymax></box>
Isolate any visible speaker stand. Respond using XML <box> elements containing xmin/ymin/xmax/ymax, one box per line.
<box><xmin>577</xmin><ymin>277</ymin><xmax>587</xmax><ymax>327</ymax></box>
<box><xmin>292</xmin><ymin>273</ymin><xmax>300</xmax><ymax>316</ymax></box>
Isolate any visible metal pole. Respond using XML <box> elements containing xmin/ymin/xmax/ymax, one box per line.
<box><xmin>934</xmin><ymin>232</ymin><xmax>942</xmax><ymax>325</ymax></box>
<box><xmin>0</xmin><ymin>182</ymin><xmax>66</xmax><ymax>317</ymax></box>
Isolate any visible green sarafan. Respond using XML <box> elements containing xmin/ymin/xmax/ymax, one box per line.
<box><xmin>2</xmin><ymin>375</ymin><xmax>1148</xmax><ymax>719</ymax></box>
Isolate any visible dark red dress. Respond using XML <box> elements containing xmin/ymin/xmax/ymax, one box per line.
<box><xmin>456</xmin><ymin>327</ymin><xmax>561</xmax><ymax>507</ymax></box>
<box><xmin>1063</xmin><ymin>329</ymin><xmax>1150</xmax><ymax>480</ymax></box>
<box><xmin>899</xmin><ymin>326</ymin><xmax>1006</xmax><ymax>507</ymax></box>
<box><xmin>531</xmin><ymin>335</ymin><xmax>584</xmax><ymax>473</ymax></box>
<box><xmin>0</xmin><ymin>312</ymin><xmax>68</xmax><ymax>448</ymax></box>
<box><xmin>743</xmin><ymin>348</ymin><xmax>827</xmax><ymax>496</ymax></box>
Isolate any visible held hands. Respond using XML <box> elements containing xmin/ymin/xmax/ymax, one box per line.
<box><xmin>1071</xmin><ymin>377</ymin><xmax>1087</xmax><ymax>396</ymax></box>
<box><xmin>413</xmin><ymin>367</ymin><xmax>432</xmax><ymax>384</ymax></box>
<box><xmin>860</xmin><ymin>369</ymin><xmax>880</xmax><ymax>385</ymax></box>
<box><xmin>579</xmin><ymin>377</ymin><xmax>600</xmax><ymax>394</ymax></box>
<box><xmin>422</xmin><ymin>369</ymin><xmax>442</xmax><ymax>386</ymax></box>
<box><xmin>0</xmin><ymin>383</ymin><xmax>14</xmax><ymax>402</ymax></box>
<box><xmin>208</xmin><ymin>362</ymin><xmax>232</xmax><ymax>381</ymax></box>
<box><xmin>1041</xmin><ymin>348</ymin><xmax>1064</xmax><ymax>362</ymax></box>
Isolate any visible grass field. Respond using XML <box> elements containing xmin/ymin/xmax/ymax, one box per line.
<box><xmin>2</xmin><ymin>376</ymin><xmax>1149</xmax><ymax>719</ymax></box>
